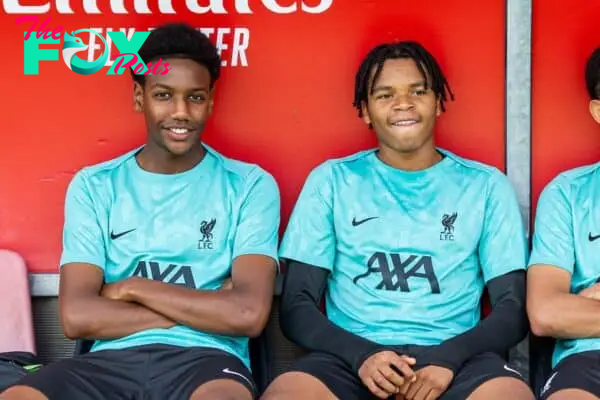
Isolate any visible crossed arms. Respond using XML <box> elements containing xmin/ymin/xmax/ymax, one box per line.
<box><xmin>60</xmin><ymin>255</ymin><xmax>277</xmax><ymax>341</ymax></box>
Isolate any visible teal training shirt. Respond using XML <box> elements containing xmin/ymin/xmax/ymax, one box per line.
<box><xmin>60</xmin><ymin>144</ymin><xmax>280</xmax><ymax>369</ymax></box>
<box><xmin>280</xmin><ymin>148</ymin><xmax>527</xmax><ymax>346</ymax></box>
<box><xmin>529</xmin><ymin>162</ymin><xmax>600</xmax><ymax>367</ymax></box>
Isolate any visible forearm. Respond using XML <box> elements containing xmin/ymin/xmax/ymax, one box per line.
<box><xmin>281</xmin><ymin>261</ymin><xmax>385</xmax><ymax>373</ymax></box>
<box><xmin>128</xmin><ymin>279</ymin><xmax>266</xmax><ymax>337</ymax></box>
<box><xmin>530</xmin><ymin>293</ymin><xmax>600</xmax><ymax>339</ymax></box>
<box><xmin>61</xmin><ymin>296</ymin><xmax>174</xmax><ymax>340</ymax></box>
<box><xmin>422</xmin><ymin>271</ymin><xmax>528</xmax><ymax>372</ymax></box>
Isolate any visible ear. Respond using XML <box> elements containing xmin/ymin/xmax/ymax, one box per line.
<box><xmin>590</xmin><ymin>99</ymin><xmax>600</xmax><ymax>124</ymax></box>
<box><xmin>361</xmin><ymin>101</ymin><xmax>372</xmax><ymax>128</ymax></box>
<box><xmin>436</xmin><ymin>97</ymin><xmax>442</xmax><ymax>117</ymax></box>
<box><xmin>133</xmin><ymin>82</ymin><xmax>144</xmax><ymax>113</ymax></box>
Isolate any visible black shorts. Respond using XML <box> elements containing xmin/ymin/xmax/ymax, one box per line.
<box><xmin>539</xmin><ymin>351</ymin><xmax>600</xmax><ymax>399</ymax></box>
<box><xmin>16</xmin><ymin>344</ymin><xmax>256</xmax><ymax>400</ymax></box>
<box><xmin>287</xmin><ymin>349</ymin><xmax>526</xmax><ymax>400</ymax></box>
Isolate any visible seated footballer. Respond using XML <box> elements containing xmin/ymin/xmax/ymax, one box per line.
<box><xmin>1</xmin><ymin>22</ymin><xmax>280</xmax><ymax>400</ymax></box>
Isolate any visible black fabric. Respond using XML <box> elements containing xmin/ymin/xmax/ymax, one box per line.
<box><xmin>0</xmin><ymin>352</ymin><xmax>41</xmax><ymax>393</ymax></box>
<box><xmin>286</xmin><ymin>350</ymin><xmax>526</xmax><ymax>400</ymax></box>
<box><xmin>421</xmin><ymin>271</ymin><xmax>529</xmax><ymax>373</ymax></box>
<box><xmin>279</xmin><ymin>260</ymin><xmax>386</xmax><ymax>374</ymax></box>
<box><xmin>17</xmin><ymin>344</ymin><xmax>256</xmax><ymax>400</ymax></box>
<box><xmin>539</xmin><ymin>350</ymin><xmax>600</xmax><ymax>399</ymax></box>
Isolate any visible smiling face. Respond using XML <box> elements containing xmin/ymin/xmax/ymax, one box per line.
<box><xmin>361</xmin><ymin>58</ymin><xmax>441</xmax><ymax>155</ymax></box>
<box><xmin>134</xmin><ymin>58</ymin><xmax>214</xmax><ymax>157</ymax></box>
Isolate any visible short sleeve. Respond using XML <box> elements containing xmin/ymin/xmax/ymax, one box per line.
<box><xmin>60</xmin><ymin>171</ymin><xmax>106</xmax><ymax>269</ymax></box>
<box><xmin>279</xmin><ymin>164</ymin><xmax>336</xmax><ymax>271</ymax></box>
<box><xmin>232</xmin><ymin>169</ymin><xmax>281</xmax><ymax>263</ymax></box>
<box><xmin>478</xmin><ymin>172</ymin><xmax>528</xmax><ymax>282</ymax></box>
<box><xmin>528</xmin><ymin>177</ymin><xmax>575</xmax><ymax>273</ymax></box>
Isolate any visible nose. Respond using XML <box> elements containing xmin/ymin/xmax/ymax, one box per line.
<box><xmin>392</xmin><ymin>93</ymin><xmax>415</xmax><ymax>111</ymax></box>
<box><xmin>170</xmin><ymin>96</ymin><xmax>190</xmax><ymax>120</ymax></box>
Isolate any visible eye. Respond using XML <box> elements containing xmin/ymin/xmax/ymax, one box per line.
<box><xmin>189</xmin><ymin>94</ymin><xmax>206</xmax><ymax>103</ymax></box>
<box><xmin>153</xmin><ymin>92</ymin><xmax>171</xmax><ymax>100</ymax></box>
<box><xmin>376</xmin><ymin>94</ymin><xmax>392</xmax><ymax>100</ymax></box>
<box><xmin>413</xmin><ymin>89</ymin><xmax>427</xmax><ymax>96</ymax></box>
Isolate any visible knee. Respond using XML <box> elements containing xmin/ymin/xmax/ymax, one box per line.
<box><xmin>260</xmin><ymin>372</ymin><xmax>334</xmax><ymax>400</ymax></box>
<box><xmin>547</xmin><ymin>389</ymin><xmax>599</xmax><ymax>400</ymax></box>
<box><xmin>469</xmin><ymin>377</ymin><xmax>534</xmax><ymax>400</ymax></box>
<box><xmin>0</xmin><ymin>385</ymin><xmax>47</xmax><ymax>400</ymax></box>
<box><xmin>189</xmin><ymin>382</ymin><xmax>253</xmax><ymax>400</ymax></box>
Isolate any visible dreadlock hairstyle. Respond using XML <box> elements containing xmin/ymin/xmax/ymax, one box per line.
<box><xmin>585</xmin><ymin>47</ymin><xmax>600</xmax><ymax>100</ymax></box>
<box><xmin>353</xmin><ymin>41</ymin><xmax>454</xmax><ymax>118</ymax></box>
<box><xmin>130</xmin><ymin>22</ymin><xmax>221</xmax><ymax>88</ymax></box>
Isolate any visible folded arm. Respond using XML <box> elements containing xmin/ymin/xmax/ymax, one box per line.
<box><xmin>124</xmin><ymin>254</ymin><xmax>277</xmax><ymax>338</ymax></box>
<box><xmin>280</xmin><ymin>259</ymin><xmax>386</xmax><ymax>373</ymax></box>
<box><xmin>59</xmin><ymin>262</ymin><xmax>174</xmax><ymax>340</ymax></box>
<box><xmin>527</xmin><ymin>265</ymin><xmax>600</xmax><ymax>338</ymax></box>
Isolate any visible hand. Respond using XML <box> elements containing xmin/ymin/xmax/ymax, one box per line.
<box><xmin>100</xmin><ymin>277</ymin><xmax>141</xmax><ymax>301</ymax></box>
<box><xmin>579</xmin><ymin>283</ymin><xmax>600</xmax><ymax>300</ymax></box>
<box><xmin>358</xmin><ymin>351</ymin><xmax>417</xmax><ymax>399</ymax></box>
<box><xmin>397</xmin><ymin>365</ymin><xmax>453</xmax><ymax>400</ymax></box>
<box><xmin>220</xmin><ymin>278</ymin><xmax>233</xmax><ymax>291</ymax></box>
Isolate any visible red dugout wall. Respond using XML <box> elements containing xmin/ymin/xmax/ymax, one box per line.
<box><xmin>532</xmin><ymin>0</ymin><xmax>600</xmax><ymax>214</ymax></box>
<box><xmin>2</xmin><ymin>1</ymin><xmax>507</xmax><ymax>273</ymax></box>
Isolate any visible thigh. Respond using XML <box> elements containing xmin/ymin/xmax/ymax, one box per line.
<box><xmin>540</xmin><ymin>351</ymin><xmax>600</xmax><ymax>400</ymax></box>
<box><xmin>263</xmin><ymin>352</ymin><xmax>376</xmax><ymax>400</ymax></box>
<box><xmin>145</xmin><ymin>346</ymin><xmax>256</xmax><ymax>400</ymax></box>
<box><xmin>440</xmin><ymin>353</ymin><xmax>528</xmax><ymax>400</ymax></box>
<box><xmin>15</xmin><ymin>348</ymin><xmax>144</xmax><ymax>400</ymax></box>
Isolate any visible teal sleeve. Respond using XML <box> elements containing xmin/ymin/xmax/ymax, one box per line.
<box><xmin>528</xmin><ymin>177</ymin><xmax>574</xmax><ymax>273</ymax></box>
<box><xmin>478</xmin><ymin>172</ymin><xmax>528</xmax><ymax>282</ymax></box>
<box><xmin>232</xmin><ymin>169</ymin><xmax>281</xmax><ymax>263</ymax></box>
<box><xmin>59</xmin><ymin>170</ymin><xmax>106</xmax><ymax>269</ymax></box>
<box><xmin>279</xmin><ymin>164</ymin><xmax>336</xmax><ymax>271</ymax></box>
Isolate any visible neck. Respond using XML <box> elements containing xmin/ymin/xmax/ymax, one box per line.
<box><xmin>136</xmin><ymin>142</ymin><xmax>206</xmax><ymax>174</ymax></box>
<box><xmin>377</xmin><ymin>142</ymin><xmax>442</xmax><ymax>172</ymax></box>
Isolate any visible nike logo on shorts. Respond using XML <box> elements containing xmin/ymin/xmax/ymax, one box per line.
<box><xmin>222</xmin><ymin>368</ymin><xmax>254</xmax><ymax>389</ymax></box>
<box><xmin>503</xmin><ymin>364</ymin><xmax>522</xmax><ymax>376</ymax></box>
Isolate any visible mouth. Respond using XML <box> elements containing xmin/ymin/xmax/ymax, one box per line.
<box><xmin>389</xmin><ymin>119</ymin><xmax>419</xmax><ymax>128</ymax></box>
<box><xmin>162</xmin><ymin>127</ymin><xmax>195</xmax><ymax>141</ymax></box>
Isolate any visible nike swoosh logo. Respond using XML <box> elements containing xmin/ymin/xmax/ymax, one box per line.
<box><xmin>110</xmin><ymin>229</ymin><xmax>136</xmax><ymax>240</ymax></box>
<box><xmin>590</xmin><ymin>233</ymin><xmax>600</xmax><ymax>242</ymax></box>
<box><xmin>503</xmin><ymin>365</ymin><xmax>522</xmax><ymax>376</ymax></box>
<box><xmin>222</xmin><ymin>368</ymin><xmax>254</xmax><ymax>389</ymax></box>
<box><xmin>352</xmin><ymin>217</ymin><xmax>379</xmax><ymax>226</ymax></box>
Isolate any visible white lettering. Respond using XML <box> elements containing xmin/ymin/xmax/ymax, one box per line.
<box><xmin>199</xmin><ymin>27</ymin><xmax>215</xmax><ymax>38</ymax></box>
<box><xmin>111</xmin><ymin>0</ymin><xmax>127</xmax><ymax>14</ymax></box>
<box><xmin>87</xmin><ymin>27</ymin><xmax>102</xmax><ymax>63</ymax></box>
<box><xmin>104</xmin><ymin>28</ymin><xmax>113</xmax><ymax>66</ymax></box>
<box><xmin>83</xmin><ymin>0</ymin><xmax>100</xmax><ymax>13</ymax></box>
<box><xmin>302</xmin><ymin>0</ymin><xmax>332</xmax><ymax>13</ymax></box>
<box><xmin>216</xmin><ymin>28</ymin><xmax>230</xmax><ymax>66</ymax></box>
<box><xmin>56</xmin><ymin>0</ymin><xmax>72</xmax><ymax>13</ymax></box>
<box><xmin>232</xmin><ymin>28</ymin><xmax>249</xmax><ymax>67</ymax></box>
<box><xmin>4</xmin><ymin>0</ymin><xmax>333</xmax><ymax>14</ymax></box>
<box><xmin>186</xmin><ymin>0</ymin><xmax>226</xmax><ymax>14</ymax></box>
<box><xmin>235</xmin><ymin>0</ymin><xmax>251</xmax><ymax>14</ymax></box>
<box><xmin>263</xmin><ymin>0</ymin><xmax>295</xmax><ymax>14</ymax></box>
<box><xmin>3</xmin><ymin>0</ymin><xmax>50</xmax><ymax>13</ymax></box>
<box><xmin>158</xmin><ymin>0</ymin><xmax>175</xmax><ymax>13</ymax></box>
<box><xmin>134</xmin><ymin>0</ymin><xmax>151</xmax><ymax>14</ymax></box>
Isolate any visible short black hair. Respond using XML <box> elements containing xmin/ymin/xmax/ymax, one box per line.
<box><xmin>586</xmin><ymin>47</ymin><xmax>600</xmax><ymax>100</ymax></box>
<box><xmin>353</xmin><ymin>41</ymin><xmax>454</xmax><ymax>118</ymax></box>
<box><xmin>130</xmin><ymin>22</ymin><xmax>221</xmax><ymax>87</ymax></box>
